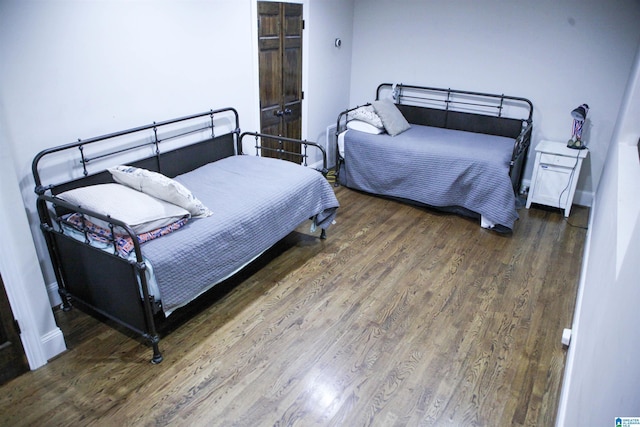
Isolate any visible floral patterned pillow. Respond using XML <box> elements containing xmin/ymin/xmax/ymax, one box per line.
<box><xmin>349</xmin><ymin>105</ymin><xmax>384</xmax><ymax>129</ymax></box>
<box><xmin>62</xmin><ymin>213</ymin><xmax>189</xmax><ymax>257</ymax></box>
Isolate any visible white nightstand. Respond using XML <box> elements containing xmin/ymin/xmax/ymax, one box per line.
<box><xmin>526</xmin><ymin>140</ymin><xmax>588</xmax><ymax>217</ymax></box>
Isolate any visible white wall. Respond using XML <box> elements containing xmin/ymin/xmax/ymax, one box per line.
<box><xmin>0</xmin><ymin>0</ymin><xmax>259</xmax><ymax>293</ymax></box>
<box><xmin>306</xmin><ymin>0</ymin><xmax>354</xmax><ymax>166</ymax></box>
<box><xmin>556</xmin><ymin>46</ymin><xmax>640</xmax><ymax>426</ymax></box>
<box><xmin>0</xmin><ymin>129</ymin><xmax>65</xmax><ymax>369</ymax></box>
<box><xmin>2</xmin><ymin>0</ymin><xmax>258</xmax><ymax>170</ymax></box>
<box><xmin>350</xmin><ymin>0</ymin><xmax>640</xmax><ymax>201</ymax></box>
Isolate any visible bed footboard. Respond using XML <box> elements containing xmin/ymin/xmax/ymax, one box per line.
<box><xmin>240</xmin><ymin>131</ymin><xmax>328</xmax><ymax>175</ymax></box>
<box><xmin>509</xmin><ymin>121</ymin><xmax>533</xmax><ymax>193</ymax></box>
<box><xmin>37</xmin><ymin>195</ymin><xmax>164</xmax><ymax>363</ymax></box>
<box><xmin>241</xmin><ymin>131</ymin><xmax>331</xmax><ymax>240</ymax></box>
<box><xmin>334</xmin><ymin>104</ymin><xmax>372</xmax><ymax>187</ymax></box>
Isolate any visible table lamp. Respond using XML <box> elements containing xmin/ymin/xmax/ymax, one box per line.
<box><xmin>568</xmin><ymin>104</ymin><xmax>589</xmax><ymax>149</ymax></box>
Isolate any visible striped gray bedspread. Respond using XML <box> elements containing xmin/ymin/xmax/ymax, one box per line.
<box><xmin>341</xmin><ymin>125</ymin><xmax>518</xmax><ymax>230</ymax></box>
<box><xmin>141</xmin><ymin>155</ymin><xmax>339</xmax><ymax>314</ymax></box>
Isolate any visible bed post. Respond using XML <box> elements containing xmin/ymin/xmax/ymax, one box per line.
<box><xmin>133</xmin><ymin>259</ymin><xmax>165</xmax><ymax>364</ymax></box>
<box><xmin>150</xmin><ymin>337</ymin><xmax>163</xmax><ymax>364</ymax></box>
<box><xmin>34</xmin><ymin>182</ymin><xmax>74</xmax><ymax>313</ymax></box>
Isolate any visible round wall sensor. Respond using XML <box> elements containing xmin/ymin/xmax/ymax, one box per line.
<box><xmin>335</xmin><ymin>38</ymin><xmax>342</xmax><ymax>48</ymax></box>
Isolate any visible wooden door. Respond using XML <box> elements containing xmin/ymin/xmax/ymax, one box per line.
<box><xmin>0</xmin><ymin>275</ymin><xmax>29</xmax><ymax>384</ymax></box>
<box><xmin>258</xmin><ymin>2</ymin><xmax>303</xmax><ymax>163</ymax></box>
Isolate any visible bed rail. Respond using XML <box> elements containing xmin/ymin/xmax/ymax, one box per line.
<box><xmin>240</xmin><ymin>131</ymin><xmax>329</xmax><ymax>176</ymax></box>
<box><xmin>33</xmin><ymin>107</ymin><xmax>240</xmax><ymax>195</ymax></box>
<box><xmin>376</xmin><ymin>83</ymin><xmax>533</xmax><ymax>123</ymax></box>
<box><xmin>335</xmin><ymin>103</ymin><xmax>372</xmax><ymax>135</ymax></box>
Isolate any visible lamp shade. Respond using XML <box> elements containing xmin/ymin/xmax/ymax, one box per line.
<box><xmin>571</xmin><ymin>104</ymin><xmax>589</xmax><ymax>121</ymax></box>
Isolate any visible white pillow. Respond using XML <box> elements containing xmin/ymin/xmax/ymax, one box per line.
<box><xmin>349</xmin><ymin>105</ymin><xmax>385</xmax><ymax>129</ymax></box>
<box><xmin>346</xmin><ymin>120</ymin><xmax>385</xmax><ymax>134</ymax></box>
<box><xmin>57</xmin><ymin>183</ymin><xmax>191</xmax><ymax>234</ymax></box>
<box><xmin>109</xmin><ymin>165</ymin><xmax>213</xmax><ymax>218</ymax></box>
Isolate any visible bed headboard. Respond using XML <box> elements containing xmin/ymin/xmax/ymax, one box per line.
<box><xmin>375</xmin><ymin>83</ymin><xmax>533</xmax><ymax>139</ymax></box>
<box><xmin>33</xmin><ymin>107</ymin><xmax>240</xmax><ymax>197</ymax></box>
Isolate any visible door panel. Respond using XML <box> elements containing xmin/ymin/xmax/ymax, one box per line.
<box><xmin>283</xmin><ymin>3</ymin><xmax>302</xmax><ymax>107</ymax></box>
<box><xmin>258</xmin><ymin>2</ymin><xmax>282</xmax><ymax>117</ymax></box>
<box><xmin>284</xmin><ymin>3</ymin><xmax>303</xmax><ymax>36</ymax></box>
<box><xmin>258</xmin><ymin>41</ymin><xmax>281</xmax><ymax>110</ymax></box>
<box><xmin>258</xmin><ymin>2</ymin><xmax>303</xmax><ymax>163</ymax></box>
<box><xmin>283</xmin><ymin>40</ymin><xmax>301</xmax><ymax>104</ymax></box>
<box><xmin>258</xmin><ymin>2</ymin><xmax>280</xmax><ymax>36</ymax></box>
<box><xmin>283</xmin><ymin>102</ymin><xmax>302</xmax><ymax>141</ymax></box>
<box><xmin>260</xmin><ymin>108</ymin><xmax>282</xmax><ymax>145</ymax></box>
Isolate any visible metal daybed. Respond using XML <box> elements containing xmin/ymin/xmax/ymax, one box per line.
<box><xmin>32</xmin><ymin>107</ymin><xmax>339</xmax><ymax>363</ymax></box>
<box><xmin>335</xmin><ymin>83</ymin><xmax>533</xmax><ymax>232</ymax></box>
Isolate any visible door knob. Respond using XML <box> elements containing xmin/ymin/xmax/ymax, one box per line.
<box><xmin>284</xmin><ymin>108</ymin><xmax>292</xmax><ymax>115</ymax></box>
<box><xmin>274</xmin><ymin>110</ymin><xmax>284</xmax><ymax>117</ymax></box>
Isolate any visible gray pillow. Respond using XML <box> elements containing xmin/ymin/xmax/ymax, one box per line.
<box><xmin>372</xmin><ymin>99</ymin><xmax>411</xmax><ymax>136</ymax></box>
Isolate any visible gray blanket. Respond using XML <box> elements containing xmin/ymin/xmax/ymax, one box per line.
<box><xmin>141</xmin><ymin>155</ymin><xmax>339</xmax><ymax>314</ymax></box>
<box><xmin>341</xmin><ymin>125</ymin><xmax>518</xmax><ymax>230</ymax></box>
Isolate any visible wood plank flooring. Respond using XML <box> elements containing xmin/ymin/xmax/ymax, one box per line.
<box><xmin>0</xmin><ymin>186</ymin><xmax>588</xmax><ymax>426</ymax></box>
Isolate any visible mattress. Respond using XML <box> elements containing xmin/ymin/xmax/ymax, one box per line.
<box><xmin>141</xmin><ymin>155</ymin><xmax>339</xmax><ymax>314</ymax></box>
<box><xmin>340</xmin><ymin>125</ymin><xmax>518</xmax><ymax>230</ymax></box>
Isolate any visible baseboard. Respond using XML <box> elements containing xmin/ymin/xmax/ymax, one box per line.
<box><xmin>554</xmin><ymin>194</ymin><xmax>596</xmax><ymax>426</ymax></box>
<box><xmin>307</xmin><ymin>160</ymin><xmax>325</xmax><ymax>171</ymax></box>
<box><xmin>573</xmin><ymin>188</ymin><xmax>594</xmax><ymax>208</ymax></box>
<box><xmin>520</xmin><ymin>178</ymin><xmax>594</xmax><ymax>208</ymax></box>
<box><xmin>41</xmin><ymin>327</ymin><xmax>67</xmax><ymax>362</ymax></box>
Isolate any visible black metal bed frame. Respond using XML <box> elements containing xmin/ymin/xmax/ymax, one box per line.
<box><xmin>241</xmin><ymin>131</ymin><xmax>328</xmax><ymax>176</ymax></box>
<box><xmin>32</xmin><ymin>108</ymin><xmax>328</xmax><ymax>363</ymax></box>
<box><xmin>335</xmin><ymin>83</ymin><xmax>534</xmax><ymax>193</ymax></box>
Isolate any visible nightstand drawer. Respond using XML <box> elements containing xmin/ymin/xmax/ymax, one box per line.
<box><xmin>539</xmin><ymin>153</ymin><xmax>579</xmax><ymax>168</ymax></box>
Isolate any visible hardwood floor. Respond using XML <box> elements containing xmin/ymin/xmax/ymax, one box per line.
<box><xmin>0</xmin><ymin>186</ymin><xmax>588</xmax><ymax>426</ymax></box>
